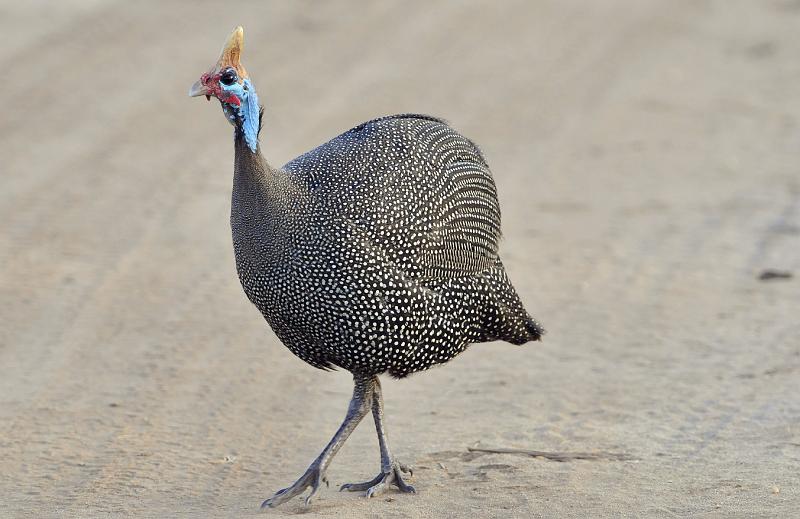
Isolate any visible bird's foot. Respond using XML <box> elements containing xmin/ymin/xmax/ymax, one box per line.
<box><xmin>260</xmin><ymin>462</ymin><xmax>329</xmax><ymax>509</ymax></box>
<box><xmin>339</xmin><ymin>460</ymin><xmax>415</xmax><ymax>498</ymax></box>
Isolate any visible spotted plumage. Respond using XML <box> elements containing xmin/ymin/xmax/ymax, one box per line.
<box><xmin>232</xmin><ymin>114</ymin><xmax>542</xmax><ymax>378</ymax></box>
<box><xmin>191</xmin><ymin>27</ymin><xmax>544</xmax><ymax>508</ymax></box>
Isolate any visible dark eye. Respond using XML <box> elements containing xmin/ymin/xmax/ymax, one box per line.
<box><xmin>220</xmin><ymin>69</ymin><xmax>237</xmax><ymax>86</ymax></box>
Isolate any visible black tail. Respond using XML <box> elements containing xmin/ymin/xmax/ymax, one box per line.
<box><xmin>473</xmin><ymin>261</ymin><xmax>544</xmax><ymax>345</ymax></box>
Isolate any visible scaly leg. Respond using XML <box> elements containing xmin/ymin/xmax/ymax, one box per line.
<box><xmin>340</xmin><ymin>376</ymin><xmax>415</xmax><ymax>497</ymax></box>
<box><xmin>261</xmin><ymin>374</ymin><xmax>375</xmax><ymax>508</ymax></box>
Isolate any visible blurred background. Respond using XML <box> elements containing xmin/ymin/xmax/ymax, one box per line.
<box><xmin>0</xmin><ymin>1</ymin><xmax>798</xmax><ymax>517</ymax></box>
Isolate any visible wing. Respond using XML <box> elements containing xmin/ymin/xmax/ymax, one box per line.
<box><xmin>282</xmin><ymin>114</ymin><xmax>502</xmax><ymax>281</ymax></box>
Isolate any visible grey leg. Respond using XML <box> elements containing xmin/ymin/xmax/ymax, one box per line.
<box><xmin>261</xmin><ymin>374</ymin><xmax>375</xmax><ymax>508</ymax></box>
<box><xmin>340</xmin><ymin>376</ymin><xmax>415</xmax><ymax>497</ymax></box>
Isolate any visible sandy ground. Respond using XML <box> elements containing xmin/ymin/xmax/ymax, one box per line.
<box><xmin>1</xmin><ymin>1</ymin><xmax>799</xmax><ymax>517</ymax></box>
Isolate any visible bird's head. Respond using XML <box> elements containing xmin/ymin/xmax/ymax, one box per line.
<box><xmin>189</xmin><ymin>26</ymin><xmax>261</xmax><ymax>152</ymax></box>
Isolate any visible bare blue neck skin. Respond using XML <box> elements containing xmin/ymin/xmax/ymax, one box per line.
<box><xmin>220</xmin><ymin>78</ymin><xmax>260</xmax><ymax>153</ymax></box>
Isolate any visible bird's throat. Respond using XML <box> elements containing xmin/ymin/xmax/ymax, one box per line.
<box><xmin>222</xmin><ymin>78</ymin><xmax>261</xmax><ymax>153</ymax></box>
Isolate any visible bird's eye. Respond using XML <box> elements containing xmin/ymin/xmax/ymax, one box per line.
<box><xmin>220</xmin><ymin>69</ymin><xmax>238</xmax><ymax>86</ymax></box>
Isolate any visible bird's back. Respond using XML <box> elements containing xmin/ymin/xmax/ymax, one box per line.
<box><xmin>283</xmin><ymin>114</ymin><xmax>502</xmax><ymax>280</ymax></box>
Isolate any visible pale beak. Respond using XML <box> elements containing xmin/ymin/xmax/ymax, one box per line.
<box><xmin>189</xmin><ymin>79</ymin><xmax>211</xmax><ymax>98</ymax></box>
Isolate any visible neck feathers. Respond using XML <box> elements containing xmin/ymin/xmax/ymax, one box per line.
<box><xmin>232</xmin><ymin>132</ymin><xmax>304</xmax><ymax>259</ymax></box>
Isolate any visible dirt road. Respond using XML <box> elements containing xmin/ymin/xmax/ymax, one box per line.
<box><xmin>1</xmin><ymin>1</ymin><xmax>798</xmax><ymax>517</ymax></box>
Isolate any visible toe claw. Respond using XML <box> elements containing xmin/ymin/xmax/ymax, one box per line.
<box><xmin>260</xmin><ymin>463</ymin><xmax>329</xmax><ymax>509</ymax></box>
<box><xmin>341</xmin><ymin>460</ymin><xmax>416</xmax><ymax>499</ymax></box>
<box><xmin>366</xmin><ymin>482</ymin><xmax>387</xmax><ymax>498</ymax></box>
<box><xmin>397</xmin><ymin>481</ymin><xmax>416</xmax><ymax>494</ymax></box>
<box><xmin>338</xmin><ymin>482</ymin><xmax>361</xmax><ymax>492</ymax></box>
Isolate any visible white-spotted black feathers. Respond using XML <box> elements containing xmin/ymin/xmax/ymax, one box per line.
<box><xmin>231</xmin><ymin>114</ymin><xmax>543</xmax><ymax>378</ymax></box>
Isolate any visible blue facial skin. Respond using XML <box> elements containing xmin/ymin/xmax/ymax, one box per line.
<box><xmin>220</xmin><ymin>78</ymin><xmax>260</xmax><ymax>153</ymax></box>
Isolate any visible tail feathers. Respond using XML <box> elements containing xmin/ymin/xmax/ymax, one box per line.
<box><xmin>473</xmin><ymin>263</ymin><xmax>545</xmax><ymax>346</ymax></box>
<box><xmin>480</xmin><ymin>306</ymin><xmax>544</xmax><ymax>346</ymax></box>
<box><xmin>512</xmin><ymin>315</ymin><xmax>545</xmax><ymax>345</ymax></box>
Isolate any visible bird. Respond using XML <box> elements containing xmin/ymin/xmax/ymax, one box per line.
<box><xmin>189</xmin><ymin>26</ymin><xmax>544</xmax><ymax>509</ymax></box>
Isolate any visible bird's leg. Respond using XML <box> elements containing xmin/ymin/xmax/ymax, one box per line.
<box><xmin>340</xmin><ymin>376</ymin><xmax>415</xmax><ymax>497</ymax></box>
<box><xmin>261</xmin><ymin>374</ymin><xmax>375</xmax><ymax>508</ymax></box>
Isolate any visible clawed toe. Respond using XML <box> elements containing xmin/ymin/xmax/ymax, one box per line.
<box><xmin>340</xmin><ymin>462</ymin><xmax>416</xmax><ymax>498</ymax></box>
<box><xmin>339</xmin><ymin>474</ymin><xmax>383</xmax><ymax>492</ymax></box>
<box><xmin>260</xmin><ymin>465</ymin><xmax>327</xmax><ymax>509</ymax></box>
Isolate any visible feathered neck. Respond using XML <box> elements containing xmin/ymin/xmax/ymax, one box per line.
<box><xmin>234</xmin><ymin>126</ymin><xmax>267</xmax><ymax>178</ymax></box>
<box><xmin>232</xmin><ymin>126</ymin><xmax>302</xmax><ymax>255</ymax></box>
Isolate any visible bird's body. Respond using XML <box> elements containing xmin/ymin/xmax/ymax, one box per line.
<box><xmin>190</xmin><ymin>27</ymin><xmax>543</xmax><ymax>508</ymax></box>
<box><xmin>232</xmin><ymin>114</ymin><xmax>542</xmax><ymax>378</ymax></box>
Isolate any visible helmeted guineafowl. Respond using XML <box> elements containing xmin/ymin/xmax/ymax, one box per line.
<box><xmin>189</xmin><ymin>27</ymin><xmax>544</xmax><ymax>508</ymax></box>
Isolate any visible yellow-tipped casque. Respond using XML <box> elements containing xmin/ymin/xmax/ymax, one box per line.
<box><xmin>189</xmin><ymin>26</ymin><xmax>248</xmax><ymax>98</ymax></box>
<box><xmin>216</xmin><ymin>26</ymin><xmax>248</xmax><ymax>79</ymax></box>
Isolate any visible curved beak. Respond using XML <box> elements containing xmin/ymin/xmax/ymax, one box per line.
<box><xmin>189</xmin><ymin>79</ymin><xmax>211</xmax><ymax>98</ymax></box>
